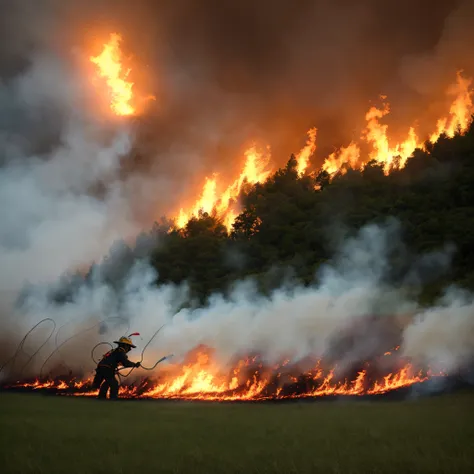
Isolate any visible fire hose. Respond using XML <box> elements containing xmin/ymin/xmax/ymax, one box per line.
<box><xmin>114</xmin><ymin>324</ymin><xmax>174</xmax><ymax>380</ymax></box>
<box><xmin>1</xmin><ymin>316</ymin><xmax>129</xmax><ymax>379</ymax></box>
<box><xmin>0</xmin><ymin>317</ymin><xmax>173</xmax><ymax>389</ymax></box>
<box><xmin>91</xmin><ymin>341</ymin><xmax>113</xmax><ymax>364</ymax></box>
<box><xmin>40</xmin><ymin>316</ymin><xmax>130</xmax><ymax>377</ymax></box>
<box><xmin>0</xmin><ymin>318</ymin><xmax>56</xmax><ymax>377</ymax></box>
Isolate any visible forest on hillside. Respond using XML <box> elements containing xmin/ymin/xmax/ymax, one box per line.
<box><xmin>44</xmin><ymin>119</ymin><xmax>474</xmax><ymax>307</ymax></box>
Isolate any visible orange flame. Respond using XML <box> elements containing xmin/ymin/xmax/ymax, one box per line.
<box><xmin>85</xmin><ymin>39</ymin><xmax>473</xmax><ymax>228</ymax></box>
<box><xmin>176</xmin><ymin>145</ymin><xmax>271</xmax><ymax>230</ymax></box>
<box><xmin>362</xmin><ymin>102</ymin><xmax>424</xmax><ymax>174</ymax></box>
<box><xmin>430</xmin><ymin>71</ymin><xmax>473</xmax><ymax>143</ymax></box>
<box><xmin>128</xmin><ymin>360</ymin><xmax>427</xmax><ymax>400</ymax></box>
<box><xmin>170</xmin><ymin>71</ymin><xmax>472</xmax><ymax>230</ymax></box>
<box><xmin>322</xmin><ymin>142</ymin><xmax>361</xmax><ymax>175</ymax></box>
<box><xmin>7</xmin><ymin>355</ymin><xmax>431</xmax><ymax>401</ymax></box>
<box><xmin>90</xmin><ymin>33</ymin><xmax>135</xmax><ymax>116</ymax></box>
<box><xmin>174</xmin><ymin>129</ymin><xmax>318</xmax><ymax>230</ymax></box>
<box><xmin>295</xmin><ymin>127</ymin><xmax>317</xmax><ymax>176</ymax></box>
<box><xmin>85</xmin><ymin>38</ymin><xmax>473</xmax><ymax>228</ymax></box>
<box><xmin>320</xmin><ymin>71</ymin><xmax>473</xmax><ymax>178</ymax></box>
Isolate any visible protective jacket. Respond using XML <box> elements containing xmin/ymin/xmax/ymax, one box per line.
<box><xmin>97</xmin><ymin>347</ymin><xmax>137</xmax><ymax>371</ymax></box>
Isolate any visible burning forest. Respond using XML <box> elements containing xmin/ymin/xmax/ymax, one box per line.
<box><xmin>88</xmin><ymin>32</ymin><xmax>473</xmax><ymax>231</ymax></box>
<box><xmin>1</xmin><ymin>1</ymin><xmax>474</xmax><ymax>404</ymax></box>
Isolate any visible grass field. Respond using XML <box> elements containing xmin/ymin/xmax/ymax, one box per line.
<box><xmin>1</xmin><ymin>391</ymin><xmax>473</xmax><ymax>474</ymax></box>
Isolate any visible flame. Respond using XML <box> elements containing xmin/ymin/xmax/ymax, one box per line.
<box><xmin>176</xmin><ymin>145</ymin><xmax>271</xmax><ymax>230</ymax></box>
<box><xmin>362</xmin><ymin>102</ymin><xmax>424</xmax><ymax>174</ymax></box>
<box><xmin>6</xmin><ymin>352</ymin><xmax>434</xmax><ymax>401</ymax></box>
<box><xmin>90</xmin><ymin>33</ymin><xmax>135</xmax><ymax>116</ymax></box>
<box><xmin>174</xmin><ymin>129</ymin><xmax>318</xmax><ymax>230</ymax></box>
<box><xmin>295</xmin><ymin>127</ymin><xmax>317</xmax><ymax>176</ymax></box>
<box><xmin>176</xmin><ymin>176</ymin><xmax>218</xmax><ymax>228</ymax></box>
<box><xmin>12</xmin><ymin>377</ymin><xmax>92</xmax><ymax>391</ymax></box>
<box><xmin>85</xmin><ymin>39</ymin><xmax>474</xmax><ymax>229</ymax></box>
<box><xmin>430</xmin><ymin>71</ymin><xmax>473</xmax><ymax>143</ymax></box>
<box><xmin>322</xmin><ymin>142</ymin><xmax>361</xmax><ymax>175</ymax></box>
<box><xmin>85</xmin><ymin>37</ymin><xmax>474</xmax><ymax>228</ymax></box>
<box><xmin>318</xmin><ymin>71</ymin><xmax>473</xmax><ymax>178</ymax></box>
<box><xmin>128</xmin><ymin>361</ymin><xmax>427</xmax><ymax>400</ymax></box>
<box><xmin>169</xmin><ymin>71</ymin><xmax>472</xmax><ymax>231</ymax></box>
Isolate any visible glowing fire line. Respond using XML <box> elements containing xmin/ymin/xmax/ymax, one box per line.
<box><xmin>172</xmin><ymin>71</ymin><xmax>473</xmax><ymax>230</ymax></box>
<box><xmin>87</xmin><ymin>35</ymin><xmax>473</xmax><ymax>231</ymax></box>
<box><xmin>7</xmin><ymin>361</ymin><xmax>431</xmax><ymax>401</ymax></box>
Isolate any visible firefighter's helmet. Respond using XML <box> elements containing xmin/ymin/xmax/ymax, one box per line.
<box><xmin>113</xmin><ymin>336</ymin><xmax>136</xmax><ymax>348</ymax></box>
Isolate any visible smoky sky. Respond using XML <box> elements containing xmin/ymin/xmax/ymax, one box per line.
<box><xmin>1</xmin><ymin>0</ymin><xmax>473</xmax><ymax>223</ymax></box>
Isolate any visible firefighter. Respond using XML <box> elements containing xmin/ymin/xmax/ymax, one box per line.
<box><xmin>93</xmin><ymin>336</ymin><xmax>141</xmax><ymax>400</ymax></box>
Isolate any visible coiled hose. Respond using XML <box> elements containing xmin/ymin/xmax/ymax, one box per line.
<box><xmin>116</xmin><ymin>324</ymin><xmax>173</xmax><ymax>380</ymax></box>
<box><xmin>0</xmin><ymin>318</ymin><xmax>172</xmax><ymax>389</ymax></box>
<box><xmin>0</xmin><ymin>318</ymin><xmax>56</xmax><ymax>378</ymax></box>
<box><xmin>40</xmin><ymin>316</ymin><xmax>130</xmax><ymax>377</ymax></box>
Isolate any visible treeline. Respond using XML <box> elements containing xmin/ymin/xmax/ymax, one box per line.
<box><xmin>53</xmin><ymin>118</ymin><xmax>474</xmax><ymax>306</ymax></box>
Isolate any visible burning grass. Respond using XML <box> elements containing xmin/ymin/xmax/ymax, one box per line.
<box><xmin>3</xmin><ymin>346</ymin><xmax>434</xmax><ymax>400</ymax></box>
<box><xmin>4</xmin><ymin>364</ymin><xmax>429</xmax><ymax>401</ymax></box>
<box><xmin>1</xmin><ymin>390</ymin><xmax>473</xmax><ymax>474</ymax></box>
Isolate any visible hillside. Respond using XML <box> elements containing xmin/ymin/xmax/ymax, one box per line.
<box><xmin>46</xmin><ymin>121</ymin><xmax>474</xmax><ymax>307</ymax></box>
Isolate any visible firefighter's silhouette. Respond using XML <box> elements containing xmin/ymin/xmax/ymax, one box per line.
<box><xmin>92</xmin><ymin>336</ymin><xmax>140</xmax><ymax>399</ymax></box>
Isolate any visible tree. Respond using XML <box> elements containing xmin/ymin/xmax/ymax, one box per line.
<box><xmin>28</xmin><ymin>118</ymin><xmax>474</xmax><ymax>306</ymax></box>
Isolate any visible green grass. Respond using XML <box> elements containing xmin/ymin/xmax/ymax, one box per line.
<box><xmin>1</xmin><ymin>392</ymin><xmax>473</xmax><ymax>474</ymax></box>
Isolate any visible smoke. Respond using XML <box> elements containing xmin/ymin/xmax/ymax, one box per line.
<box><xmin>400</xmin><ymin>0</ymin><xmax>474</xmax><ymax>95</ymax></box>
<box><xmin>2</xmin><ymin>1</ymin><xmax>473</xmax><ymax>220</ymax></box>
<box><xmin>4</xmin><ymin>219</ymin><xmax>473</xmax><ymax>389</ymax></box>
<box><xmin>0</xmin><ymin>13</ymin><xmax>158</xmax><ymax>356</ymax></box>
<box><xmin>403</xmin><ymin>287</ymin><xmax>474</xmax><ymax>373</ymax></box>
<box><xmin>145</xmin><ymin>220</ymin><xmax>471</xmax><ymax>375</ymax></box>
<box><xmin>1</xmin><ymin>1</ymin><xmax>474</xmax><ymax>387</ymax></box>
<box><xmin>0</xmin><ymin>59</ymin><xmax>138</xmax><ymax>295</ymax></box>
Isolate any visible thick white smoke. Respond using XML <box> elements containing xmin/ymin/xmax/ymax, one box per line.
<box><xmin>1</xmin><ymin>1</ymin><xmax>474</xmax><ymax>388</ymax></box>
<box><xmin>0</xmin><ymin>48</ymin><xmax>148</xmax><ymax>358</ymax></box>
<box><xmin>5</xmin><ymin>218</ymin><xmax>473</xmax><ymax>386</ymax></box>
<box><xmin>124</xmin><ymin>221</ymin><xmax>474</xmax><ymax>377</ymax></box>
<box><xmin>403</xmin><ymin>287</ymin><xmax>474</xmax><ymax>373</ymax></box>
